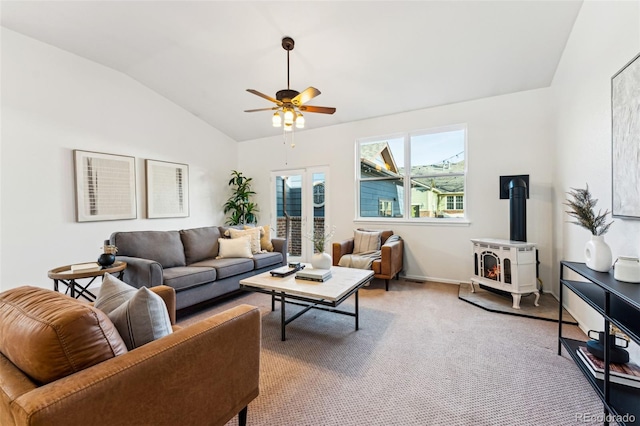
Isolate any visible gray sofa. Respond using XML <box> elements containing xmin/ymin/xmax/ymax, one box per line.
<box><xmin>110</xmin><ymin>226</ymin><xmax>286</xmax><ymax>311</ymax></box>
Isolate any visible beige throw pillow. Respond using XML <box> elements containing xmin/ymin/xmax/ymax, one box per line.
<box><xmin>353</xmin><ymin>229</ymin><xmax>382</xmax><ymax>254</ymax></box>
<box><xmin>217</xmin><ymin>236</ymin><xmax>253</xmax><ymax>258</ymax></box>
<box><xmin>227</xmin><ymin>227</ymin><xmax>262</xmax><ymax>253</ymax></box>
<box><xmin>245</xmin><ymin>224</ymin><xmax>274</xmax><ymax>252</ymax></box>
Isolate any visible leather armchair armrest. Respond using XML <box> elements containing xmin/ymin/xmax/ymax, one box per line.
<box><xmin>115</xmin><ymin>255</ymin><xmax>163</xmax><ymax>288</ymax></box>
<box><xmin>332</xmin><ymin>239</ymin><xmax>355</xmax><ymax>266</ymax></box>
<box><xmin>380</xmin><ymin>239</ymin><xmax>404</xmax><ymax>277</ymax></box>
<box><xmin>10</xmin><ymin>304</ymin><xmax>261</xmax><ymax>426</ymax></box>
<box><xmin>149</xmin><ymin>285</ymin><xmax>176</xmax><ymax>325</ymax></box>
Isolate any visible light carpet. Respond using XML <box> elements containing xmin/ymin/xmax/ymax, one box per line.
<box><xmin>179</xmin><ymin>279</ymin><xmax>604</xmax><ymax>426</ymax></box>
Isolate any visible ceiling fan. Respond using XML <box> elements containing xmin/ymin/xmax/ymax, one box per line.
<box><xmin>245</xmin><ymin>37</ymin><xmax>336</xmax><ymax>131</ymax></box>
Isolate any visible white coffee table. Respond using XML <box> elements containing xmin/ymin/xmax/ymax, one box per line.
<box><xmin>240</xmin><ymin>265</ymin><xmax>374</xmax><ymax>341</ymax></box>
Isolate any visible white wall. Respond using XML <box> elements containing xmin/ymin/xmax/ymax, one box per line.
<box><xmin>239</xmin><ymin>88</ymin><xmax>555</xmax><ymax>287</ymax></box>
<box><xmin>0</xmin><ymin>29</ymin><xmax>238</xmax><ymax>291</ymax></box>
<box><xmin>551</xmin><ymin>0</ymin><xmax>640</xmax><ymax>340</ymax></box>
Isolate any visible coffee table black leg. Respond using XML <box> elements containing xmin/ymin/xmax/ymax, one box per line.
<box><xmin>281</xmin><ymin>291</ymin><xmax>286</xmax><ymax>341</ymax></box>
<box><xmin>271</xmin><ymin>291</ymin><xmax>275</xmax><ymax>311</ymax></box>
<box><xmin>355</xmin><ymin>289</ymin><xmax>359</xmax><ymax>331</ymax></box>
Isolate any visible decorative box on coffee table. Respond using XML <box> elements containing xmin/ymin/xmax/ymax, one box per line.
<box><xmin>470</xmin><ymin>238</ymin><xmax>539</xmax><ymax>309</ymax></box>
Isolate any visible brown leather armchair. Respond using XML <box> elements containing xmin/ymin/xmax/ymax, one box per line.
<box><xmin>332</xmin><ymin>230</ymin><xmax>404</xmax><ymax>291</ymax></box>
<box><xmin>0</xmin><ymin>285</ymin><xmax>260</xmax><ymax>426</ymax></box>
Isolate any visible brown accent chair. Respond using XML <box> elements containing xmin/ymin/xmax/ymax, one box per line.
<box><xmin>332</xmin><ymin>230</ymin><xmax>404</xmax><ymax>291</ymax></box>
<box><xmin>0</xmin><ymin>285</ymin><xmax>260</xmax><ymax>426</ymax></box>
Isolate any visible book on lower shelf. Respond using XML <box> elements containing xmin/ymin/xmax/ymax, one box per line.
<box><xmin>70</xmin><ymin>262</ymin><xmax>102</xmax><ymax>273</ymax></box>
<box><xmin>576</xmin><ymin>346</ymin><xmax>640</xmax><ymax>388</ymax></box>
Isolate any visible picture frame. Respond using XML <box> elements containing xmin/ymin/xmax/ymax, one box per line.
<box><xmin>73</xmin><ymin>150</ymin><xmax>137</xmax><ymax>222</ymax></box>
<box><xmin>145</xmin><ymin>159</ymin><xmax>190</xmax><ymax>218</ymax></box>
<box><xmin>612</xmin><ymin>51</ymin><xmax>640</xmax><ymax>219</ymax></box>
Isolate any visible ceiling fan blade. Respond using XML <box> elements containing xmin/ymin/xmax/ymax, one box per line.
<box><xmin>299</xmin><ymin>105</ymin><xmax>336</xmax><ymax>114</ymax></box>
<box><xmin>292</xmin><ymin>87</ymin><xmax>321</xmax><ymax>106</ymax></box>
<box><xmin>244</xmin><ymin>107</ymin><xmax>279</xmax><ymax>113</ymax></box>
<box><xmin>247</xmin><ymin>89</ymin><xmax>281</xmax><ymax>105</ymax></box>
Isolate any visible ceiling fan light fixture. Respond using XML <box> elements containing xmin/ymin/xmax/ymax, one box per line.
<box><xmin>295</xmin><ymin>112</ymin><xmax>305</xmax><ymax>129</ymax></box>
<box><xmin>283</xmin><ymin>109</ymin><xmax>295</xmax><ymax>125</ymax></box>
<box><xmin>272</xmin><ymin>112</ymin><xmax>282</xmax><ymax>127</ymax></box>
<box><xmin>284</xmin><ymin>122</ymin><xmax>293</xmax><ymax>132</ymax></box>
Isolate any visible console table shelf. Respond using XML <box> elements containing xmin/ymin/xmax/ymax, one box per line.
<box><xmin>559</xmin><ymin>261</ymin><xmax>640</xmax><ymax>426</ymax></box>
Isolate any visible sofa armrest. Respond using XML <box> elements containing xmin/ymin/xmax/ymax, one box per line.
<box><xmin>332</xmin><ymin>239</ymin><xmax>355</xmax><ymax>266</ymax></box>
<box><xmin>10</xmin><ymin>304</ymin><xmax>261</xmax><ymax>426</ymax></box>
<box><xmin>116</xmin><ymin>255</ymin><xmax>163</xmax><ymax>288</ymax></box>
<box><xmin>271</xmin><ymin>237</ymin><xmax>288</xmax><ymax>265</ymax></box>
<box><xmin>380</xmin><ymin>239</ymin><xmax>404</xmax><ymax>277</ymax></box>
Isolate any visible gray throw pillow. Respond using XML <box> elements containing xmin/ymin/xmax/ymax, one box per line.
<box><xmin>94</xmin><ymin>273</ymin><xmax>137</xmax><ymax>314</ymax></box>
<box><xmin>107</xmin><ymin>287</ymin><xmax>173</xmax><ymax>350</ymax></box>
<box><xmin>95</xmin><ymin>273</ymin><xmax>172</xmax><ymax>350</ymax></box>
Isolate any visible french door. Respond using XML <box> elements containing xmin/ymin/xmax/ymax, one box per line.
<box><xmin>271</xmin><ymin>167</ymin><xmax>329</xmax><ymax>263</ymax></box>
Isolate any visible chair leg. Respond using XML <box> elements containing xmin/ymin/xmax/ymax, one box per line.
<box><xmin>239</xmin><ymin>406</ymin><xmax>248</xmax><ymax>426</ymax></box>
<box><xmin>385</xmin><ymin>279</ymin><xmax>389</xmax><ymax>291</ymax></box>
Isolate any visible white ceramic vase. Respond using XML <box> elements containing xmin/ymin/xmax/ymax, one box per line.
<box><xmin>311</xmin><ymin>252</ymin><xmax>332</xmax><ymax>270</ymax></box>
<box><xmin>585</xmin><ymin>235</ymin><xmax>613</xmax><ymax>272</ymax></box>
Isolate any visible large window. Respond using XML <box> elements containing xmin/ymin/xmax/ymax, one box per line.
<box><xmin>358</xmin><ymin>125</ymin><xmax>466</xmax><ymax>221</ymax></box>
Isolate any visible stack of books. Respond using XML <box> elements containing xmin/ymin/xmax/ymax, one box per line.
<box><xmin>576</xmin><ymin>346</ymin><xmax>640</xmax><ymax>388</ymax></box>
<box><xmin>295</xmin><ymin>268</ymin><xmax>332</xmax><ymax>282</ymax></box>
<box><xmin>70</xmin><ymin>262</ymin><xmax>102</xmax><ymax>273</ymax></box>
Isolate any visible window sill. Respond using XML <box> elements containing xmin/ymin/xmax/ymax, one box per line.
<box><xmin>354</xmin><ymin>218</ymin><xmax>471</xmax><ymax>227</ymax></box>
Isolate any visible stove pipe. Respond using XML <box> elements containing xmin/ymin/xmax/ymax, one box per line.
<box><xmin>509</xmin><ymin>177</ymin><xmax>527</xmax><ymax>242</ymax></box>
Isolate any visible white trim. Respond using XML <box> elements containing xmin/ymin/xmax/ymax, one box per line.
<box><xmin>354</xmin><ymin>218</ymin><xmax>471</xmax><ymax>227</ymax></box>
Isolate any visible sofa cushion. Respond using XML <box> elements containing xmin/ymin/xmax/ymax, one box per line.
<box><xmin>107</xmin><ymin>287</ymin><xmax>173</xmax><ymax>350</ymax></box>
<box><xmin>252</xmin><ymin>252</ymin><xmax>284</xmax><ymax>269</ymax></box>
<box><xmin>217</xmin><ymin>236</ymin><xmax>253</xmax><ymax>259</ymax></box>
<box><xmin>111</xmin><ymin>230</ymin><xmax>186</xmax><ymax>268</ymax></box>
<box><xmin>0</xmin><ymin>286</ymin><xmax>127</xmax><ymax>385</ymax></box>
<box><xmin>180</xmin><ymin>226</ymin><xmax>222</xmax><ymax>265</ymax></box>
<box><xmin>189</xmin><ymin>258</ymin><xmax>254</xmax><ymax>279</ymax></box>
<box><xmin>353</xmin><ymin>229</ymin><xmax>382</xmax><ymax>253</ymax></box>
<box><xmin>162</xmin><ymin>266</ymin><xmax>217</xmax><ymax>291</ymax></box>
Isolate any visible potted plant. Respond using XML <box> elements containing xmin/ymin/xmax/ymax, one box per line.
<box><xmin>305</xmin><ymin>225</ymin><xmax>336</xmax><ymax>269</ymax></box>
<box><xmin>223</xmin><ymin>170</ymin><xmax>259</xmax><ymax>225</ymax></box>
<box><xmin>565</xmin><ymin>184</ymin><xmax>614</xmax><ymax>272</ymax></box>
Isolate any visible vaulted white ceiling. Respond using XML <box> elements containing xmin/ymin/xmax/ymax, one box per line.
<box><xmin>1</xmin><ymin>1</ymin><xmax>582</xmax><ymax>142</ymax></box>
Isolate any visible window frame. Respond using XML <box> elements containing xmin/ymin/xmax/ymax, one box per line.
<box><xmin>355</xmin><ymin>124</ymin><xmax>468</xmax><ymax>225</ymax></box>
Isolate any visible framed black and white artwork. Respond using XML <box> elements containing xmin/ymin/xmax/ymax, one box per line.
<box><xmin>612</xmin><ymin>52</ymin><xmax>640</xmax><ymax>219</ymax></box>
<box><xmin>145</xmin><ymin>159</ymin><xmax>189</xmax><ymax>218</ymax></box>
<box><xmin>73</xmin><ymin>150</ymin><xmax>137</xmax><ymax>222</ymax></box>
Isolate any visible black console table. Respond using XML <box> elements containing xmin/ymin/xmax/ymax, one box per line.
<box><xmin>559</xmin><ymin>261</ymin><xmax>640</xmax><ymax>425</ymax></box>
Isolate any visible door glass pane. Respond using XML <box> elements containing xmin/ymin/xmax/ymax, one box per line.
<box><xmin>275</xmin><ymin>175</ymin><xmax>302</xmax><ymax>257</ymax></box>
<box><xmin>312</xmin><ymin>172</ymin><xmax>326</xmax><ymax>253</ymax></box>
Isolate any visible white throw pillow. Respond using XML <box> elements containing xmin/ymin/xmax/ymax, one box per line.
<box><xmin>217</xmin><ymin>236</ymin><xmax>253</xmax><ymax>258</ymax></box>
<box><xmin>353</xmin><ymin>229</ymin><xmax>382</xmax><ymax>254</ymax></box>
<box><xmin>95</xmin><ymin>274</ymin><xmax>172</xmax><ymax>350</ymax></box>
<box><xmin>245</xmin><ymin>224</ymin><xmax>274</xmax><ymax>252</ymax></box>
<box><xmin>227</xmin><ymin>227</ymin><xmax>262</xmax><ymax>253</ymax></box>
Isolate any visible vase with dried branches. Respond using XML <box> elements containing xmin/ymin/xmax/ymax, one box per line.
<box><xmin>565</xmin><ymin>185</ymin><xmax>614</xmax><ymax>272</ymax></box>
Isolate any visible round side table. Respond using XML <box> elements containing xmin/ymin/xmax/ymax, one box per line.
<box><xmin>48</xmin><ymin>261</ymin><xmax>127</xmax><ymax>302</ymax></box>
